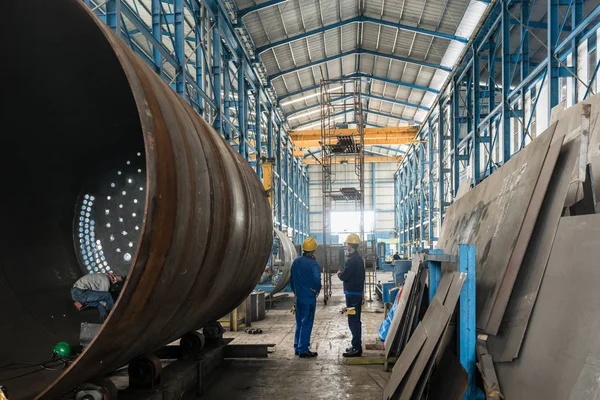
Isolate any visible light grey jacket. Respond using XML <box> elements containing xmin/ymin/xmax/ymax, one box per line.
<box><xmin>72</xmin><ymin>273</ymin><xmax>111</xmax><ymax>292</ymax></box>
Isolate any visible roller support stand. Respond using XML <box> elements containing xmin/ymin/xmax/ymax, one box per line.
<box><xmin>75</xmin><ymin>378</ymin><xmax>118</xmax><ymax>400</ymax></box>
<box><xmin>180</xmin><ymin>331</ymin><xmax>206</xmax><ymax>359</ymax></box>
<box><xmin>128</xmin><ymin>354</ymin><xmax>162</xmax><ymax>390</ymax></box>
<box><xmin>203</xmin><ymin>322</ymin><xmax>225</xmax><ymax>343</ymax></box>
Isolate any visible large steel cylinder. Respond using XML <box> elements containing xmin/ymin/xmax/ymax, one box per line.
<box><xmin>0</xmin><ymin>1</ymin><xmax>272</xmax><ymax>398</ymax></box>
<box><xmin>270</xmin><ymin>229</ymin><xmax>297</xmax><ymax>296</ymax></box>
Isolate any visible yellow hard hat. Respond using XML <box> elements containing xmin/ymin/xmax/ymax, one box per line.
<box><xmin>302</xmin><ymin>237</ymin><xmax>318</xmax><ymax>252</ymax></box>
<box><xmin>346</xmin><ymin>233</ymin><xmax>361</xmax><ymax>245</ymax></box>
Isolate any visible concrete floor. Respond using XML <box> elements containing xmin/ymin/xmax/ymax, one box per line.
<box><xmin>203</xmin><ymin>273</ymin><xmax>392</xmax><ymax>400</ymax></box>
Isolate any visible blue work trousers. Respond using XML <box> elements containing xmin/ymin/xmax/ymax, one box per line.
<box><xmin>345</xmin><ymin>294</ymin><xmax>363</xmax><ymax>350</ymax></box>
<box><xmin>71</xmin><ymin>288</ymin><xmax>114</xmax><ymax>318</ymax></box>
<box><xmin>294</xmin><ymin>296</ymin><xmax>316</xmax><ymax>354</ymax></box>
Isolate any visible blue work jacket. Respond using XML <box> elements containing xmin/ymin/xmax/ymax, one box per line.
<box><xmin>338</xmin><ymin>251</ymin><xmax>365</xmax><ymax>296</ymax></box>
<box><xmin>290</xmin><ymin>254</ymin><xmax>321</xmax><ymax>299</ymax></box>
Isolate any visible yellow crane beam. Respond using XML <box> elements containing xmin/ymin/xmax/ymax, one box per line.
<box><xmin>303</xmin><ymin>155</ymin><xmax>403</xmax><ymax>164</ymax></box>
<box><xmin>290</xmin><ymin>126</ymin><xmax>418</xmax><ymax>137</ymax></box>
<box><xmin>290</xmin><ymin>126</ymin><xmax>419</xmax><ymax>148</ymax></box>
<box><xmin>293</xmin><ymin>138</ymin><xmax>417</xmax><ymax>147</ymax></box>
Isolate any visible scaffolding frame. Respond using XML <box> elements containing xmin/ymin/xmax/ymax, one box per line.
<box><xmin>320</xmin><ymin>77</ymin><xmax>373</xmax><ymax>304</ymax></box>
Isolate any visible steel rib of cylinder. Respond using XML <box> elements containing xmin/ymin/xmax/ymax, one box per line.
<box><xmin>270</xmin><ymin>229</ymin><xmax>297</xmax><ymax>296</ymax></box>
<box><xmin>0</xmin><ymin>1</ymin><xmax>272</xmax><ymax>398</ymax></box>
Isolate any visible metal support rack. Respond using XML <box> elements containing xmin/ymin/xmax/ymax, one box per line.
<box><xmin>425</xmin><ymin>245</ymin><xmax>478</xmax><ymax>400</ymax></box>
<box><xmin>395</xmin><ymin>0</ymin><xmax>600</xmax><ymax>258</ymax></box>
<box><xmin>320</xmin><ymin>77</ymin><xmax>367</xmax><ymax>304</ymax></box>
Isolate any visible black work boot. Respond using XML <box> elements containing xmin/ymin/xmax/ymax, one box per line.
<box><xmin>299</xmin><ymin>351</ymin><xmax>318</xmax><ymax>358</ymax></box>
<box><xmin>343</xmin><ymin>348</ymin><xmax>362</xmax><ymax>357</ymax></box>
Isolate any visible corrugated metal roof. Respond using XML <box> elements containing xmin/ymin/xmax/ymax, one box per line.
<box><xmin>236</xmin><ymin>0</ymin><xmax>489</xmax><ymax>154</ymax></box>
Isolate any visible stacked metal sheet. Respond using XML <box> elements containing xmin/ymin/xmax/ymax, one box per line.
<box><xmin>384</xmin><ymin>94</ymin><xmax>600</xmax><ymax>399</ymax></box>
<box><xmin>383</xmin><ymin>259</ymin><xmax>467</xmax><ymax>400</ymax></box>
<box><xmin>443</xmin><ymin>95</ymin><xmax>600</xmax><ymax>398</ymax></box>
<box><xmin>490</xmin><ymin>96</ymin><xmax>600</xmax><ymax>399</ymax></box>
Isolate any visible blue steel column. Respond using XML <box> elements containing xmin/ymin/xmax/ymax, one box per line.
<box><xmin>300</xmin><ymin>166</ymin><xmax>304</xmax><ymax>238</ymax></box>
<box><xmin>419</xmin><ymin>141</ymin><xmax>426</xmax><ymax>245</ymax></box>
<box><xmin>459</xmin><ymin>243</ymin><xmax>477</xmax><ymax>398</ymax></box>
<box><xmin>305</xmin><ymin>169</ymin><xmax>310</xmax><ymax>239</ymax></box>
<box><xmin>407</xmin><ymin>158</ymin><xmax>412</xmax><ymax>253</ymax></box>
<box><xmin>151</xmin><ymin>0</ymin><xmax>162</xmax><ymax>74</ymax></box>
<box><xmin>298</xmin><ymin>163</ymin><xmax>303</xmax><ymax>239</ymax></box>
<box><xmin>572</xmin><ymin>0</ymin><xmax>584</xmax><ymax>102</ymax></box>
<box><xmin>292</xmin><ymin>158</ymin><xmax>297</xmax><ymax>242</ymax></box>
<box><xmin>548</xmin><ymin>0</ymin><xmax>560</xmax><ymax>122</ymax></box>
<box><xmin>394</xmin><ymin>172</ymin><xmax>399</xmax><ymax>240</ymax></box>
<box><xmin>212</xmin><ymin>11</ymin><xmax>222</xmax><ymax>134</ymax></box>
<box><xmin>472</xmin><ymin>46</ymin><xmax>481</xmax><ymax>183</ymax></box>
<box><xmin>174</xmin><ymin>0</ymin><xmax>185</xmax><ymax>96</ymax></box>
<box><xmin>223</xmin><ymin>54</ymin><xmax>231</xmax><ymax>141</ymax></box>
<box><xmin>194</xmin><ymin>2</ymin><xmax>204</xmax><ymax>113</ymax></box>
<box><xmin>255</xmin><ymin>92</ymin><xmax>262</xmax><ymax>177</ymax></box>
<box><xmin>267</xmin><ymin>109</ymin><xmax>274</xmax><ymax>158</ymax></box>
<box><xmin>488</xmin><ymin>38</ymin><xmax>496</xmax><ymax>171</ymax></box>
<box><xmin>288</xmin><ymin>144</ymin><xmax>293</xmax><ymax>235</ymax></box>
<box><xmin>438</xmin><ymin>101</ymin><xmax>446</xmax><ymax>223</ymax></box>
<box><xmin>105</xmin><ymin>0</ymin><xmax>122</xmax><ymax>34</ymax></box>
<box><xmin>501</xmin><ymin>0</ymin><xmax>511</xmax><ymax>162</ymax></box>
<box><xmin>520</xmin><ymin>0</ymin><xmax>529</xmax><ymax>122</ymax></box>
<box><xmin>276</xmin><ymin>126</ymin><xmax>283</xmax><ymax>228</ymax></box>
<box><xmin>427</xmin><ymin>124</ymin><xmax>434</xmax><ymax>245</ymax></box>
<box><xmin>452</xmin><ymin>77</ymin><xmax>461</xmax><ymax>196</ymax></box>
<box><xmin>412</xmin><ymin>155</ymin><xmax>418</xmax><ymax>252</ymax></box>
<box><xmin>372</xmin><ymin>163</ymin><xmax>377</xmax><ymax>236</ymax></box>
<box><xmin>283</xmin><ymin>139</ymin><xmax>289</xmax><ymax>229</ymax></box>
<box><xmin>403</xmin><ymin>166</ymin><xmax>408</xmax><ymax>253</ymax></box>
<box><xmin>237</xmin><ymin>64</ymin><xmax>247</xmax><ymax>158</ymax></box>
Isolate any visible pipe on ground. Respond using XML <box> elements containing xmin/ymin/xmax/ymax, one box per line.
<box><xmin>0</xmin><ymin>1</ymin><xmax>272</xmax><ymax>398</ymax></box>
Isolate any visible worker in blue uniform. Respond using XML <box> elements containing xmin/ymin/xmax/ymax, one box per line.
<box><xmin>337</xmin><ymin>233</ymin><xmax>365</xmax><ymax>357</ymax></box>
<box><xmin>290</xmin><ymin>237</ymin><xmax>321</xmax><ymax>358</ymax></box>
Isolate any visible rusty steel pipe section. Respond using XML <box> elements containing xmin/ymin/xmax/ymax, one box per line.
<box><xmin>0</xmin><ymin>1</ymin><xmax>272</xmax><ymax>398</ymax></box>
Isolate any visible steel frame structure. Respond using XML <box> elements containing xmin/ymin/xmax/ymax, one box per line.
<box><xmin>395</xmin><ymin>0</ymin><xmax>600</xmax><ymax>256</ymax></box>
<box><xmin>320</xmin><ymin>77</ymin><xmax>367</xmax><ymax>304</ymax></box>
<box><xmin>83</xmin><ymin>0</ymin><xmax>309</xmax><ymax>243</ymax></box>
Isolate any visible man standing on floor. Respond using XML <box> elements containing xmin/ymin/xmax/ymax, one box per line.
<box><xmin>337</xmin><ymin>233</ymin><xmax>365</xmax><ymax>357</ymax></box>
<box><xmin>290</xmin><ymin>237</ymin><xmax>321</xmax><ymax>358</ymax></box>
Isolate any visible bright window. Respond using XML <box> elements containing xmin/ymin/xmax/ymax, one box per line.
<box><xmin>330</xmin><ymin>211</ymin><xmax>374</xmax><ymax>243</ymax></box>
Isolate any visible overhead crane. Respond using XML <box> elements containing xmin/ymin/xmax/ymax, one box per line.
<box><xmin>290</xmin><ymin>126</ymin><xmax>420</xmax><ymax>149</ymax></box>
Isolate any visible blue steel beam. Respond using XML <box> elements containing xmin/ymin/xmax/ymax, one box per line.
<box><xmin>556</xmin><ymin>3</ymin><xmax>600</xmax><ymax>54</ymax></box>
<box><xmin>238</xmin><ymin>0</ymin><xmax>289</xmax><ymax>18</ymax></box>
<box><xmin>269</xmin><ymin>49</ymin><xmax>451</xmax><ymax>82</ymax></box>
<box><xmin>372</xmin><ymin>145</ymin><xmax>407</xmax><ymax>154</ymax></box>
<box><xmin>120</xmin><ymin>2</ymin><xmax>217</xmax><ymax>110</ymax></box>
<box><xmin>287</xmin><ymin>93</ymin><xmax>429</xmax><ymax>116</ymax></box>
<box><xmin>292</xmin><ymin>109</ymin><xmax>421</xmax><ymax>129</ymax></box>
<box><xmin>510</xmin><ymin>18</ymin><xmax>571</xmax><ymax>31</ymax></box>
<box><xmin>278</xmin><ymin>72</ymin><xmax>438</xmax><ymax>101</ymax></box>
<box><xmin>281</xmin><ymin>73</ymin><xmax>438</xmax><ymax>101</ymax></box>
<box><xmin>347</xmin><ymin>73</ymin><xmax>439</xmax><ymax>94</ymax></box>
<box><xmin>255</xmin><ymin>16</ymin><xmax>467</xmax><ymax>54</ymax></box>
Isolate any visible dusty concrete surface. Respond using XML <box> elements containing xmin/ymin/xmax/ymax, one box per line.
<box><xmin>203</xmin><ymin>273</ymin><xmax>392</xmax><ymax>399</ymax></box>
